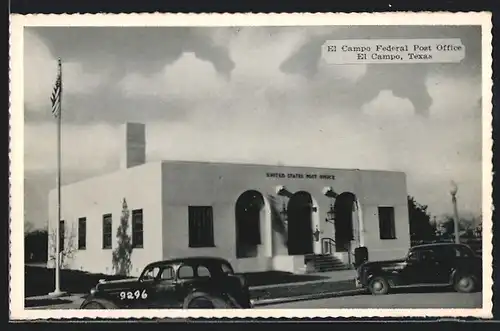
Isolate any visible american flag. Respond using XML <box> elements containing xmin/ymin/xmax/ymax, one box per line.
<box><xmin>50</xmin><ymin>59</ymin><xmax>62</xmax><ymax>118</ymax></box>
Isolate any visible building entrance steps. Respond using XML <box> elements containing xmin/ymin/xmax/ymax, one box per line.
<box><xmin>304</xmin><ymin>253</ymin><xmax>353</xmax><ymax>273</ymax></box>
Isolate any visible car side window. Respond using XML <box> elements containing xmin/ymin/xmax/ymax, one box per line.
<box><xmin>455</xmin><ymin>246</ymin><xmax>472</xmax><ymax>258</ymax></box>
<box><xmin>178</xmin><ymin>265</ymin><xmax>195</xmax><ymax>279</ymax></box>
<box><xmin>160</xmin><ymin>267</ymin><xmax>174</xmax><ymax>280</ymax></box>
<box><xmin>442</xmin><ymin>246</ymin><xmax>458</xmax><ymax>259</ymax></box>
<box><xmin>221</xmin><ymin>263</ymin><xmax>234</xmax><ymax>275</ymax></box>
<box><xmin>431</xmin><ymin>247</ymin><xmax>450</xmax><ymax>261</ymax></box>
<box><xmin>420</xmin><ymin>250</ymin><xmax>435</xmax><ymax>261</ymax></box>
<box><xmin>197</xmin><ymin>265</ymin><xmax>211</xmax><ymax>278</ymax></box>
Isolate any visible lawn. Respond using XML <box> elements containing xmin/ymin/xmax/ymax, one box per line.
<box><xmin>25</xmin><ymin>266</ymin><xmax>330</xmax><ymax>298</ymax></box>
<box><xmin>237</xmin><ymin>271</ymin><xmax>328</xmax><ymax>287</ymax></box>
<box><xmin>25</xmin><ymin>265</ymin><xmax>131</xmax><ymax>298</ymax></box>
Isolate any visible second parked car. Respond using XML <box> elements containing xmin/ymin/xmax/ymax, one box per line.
<box><xmin>356</xmin><ymin>243</ymin><xmax>482</xmax><ymax>295</ymax></box>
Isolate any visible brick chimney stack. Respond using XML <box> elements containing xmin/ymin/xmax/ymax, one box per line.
<box><xmin>119</xmin><ymin>122</ymin><xmax>146</xmax><ymax>169</ymax></box>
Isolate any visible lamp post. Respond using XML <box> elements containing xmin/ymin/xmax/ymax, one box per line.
<box><xmin>326</xmin><ymin>202</ymin><xmax>335</xmax><ymax>223</ymax></box>
<box><xmin>450</xmin><ymin>181</ymin><xmax>461</xmax><ymax>244</ymax></box>
<box><xmin>280</xmin><ymin>201</ymin><xmax>288</xmax><ymax>225</ymax></box>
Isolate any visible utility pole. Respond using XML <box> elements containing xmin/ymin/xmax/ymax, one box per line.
<box><xmin>450</xmin><ymin>181</ymin><xmax>460</xmax><ymax>244</ymax></box>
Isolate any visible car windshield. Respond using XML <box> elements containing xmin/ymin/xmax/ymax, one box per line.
<box><xmin>141</xmin><ymin>266</ymin><xmax>161</xmax><ymax>280</ymax></box>
<box><xmin>405</xmin><ymin>248</ymin><xmax>416</xmax><ymax>259</ymax></box>
<box><xmin>406</xmin><ymin>247</ymin><xmax>432</xmax><ymax>260</ymax></box>
<box><xmin>141</xmin><ymin>265</ymin><xmax>174</xmax><ymax>281</ymax></box>
<box><xmin>451</xmin><ymin>245</ymin><xmax>476</xmax><ymax>257</ymax></box>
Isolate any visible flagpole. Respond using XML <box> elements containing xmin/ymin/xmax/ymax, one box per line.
<box><xmin>50</xmin><ymin>58</ymin><xmax>64</xmax><ymax>296</ymax></box>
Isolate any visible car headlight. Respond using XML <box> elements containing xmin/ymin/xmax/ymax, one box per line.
<box><xmin>90</xmin><ymin>288</ymin><xmax>96</xmax><ymax>295</ymax></box>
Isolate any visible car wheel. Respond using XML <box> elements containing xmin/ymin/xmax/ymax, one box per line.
<box><xmin>81</xmin><ymin>299</ymin><xmax>118</xmax><ymax>309</ymax></box>
<box><xmin>368</xmin><ymin>277</ymin><xmax>390</xmax><ymax>295</ymax></box>
<box><xmin>454</xmin><ymin>274</ymin><xmax>476</xmax><ymax>293</ymax></box>
<box><xmin>183</xmin><ymin>291</ymin><xmax>232</xmax><ymax>309</ymax></box>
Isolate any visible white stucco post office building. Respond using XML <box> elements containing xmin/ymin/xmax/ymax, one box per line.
<box><xmin>48</xmin><ymin>123</ymin><xmax>411</xmax><ymax>276</ymax></box>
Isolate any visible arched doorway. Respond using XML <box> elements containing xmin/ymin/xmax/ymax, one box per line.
<box><xmin>235</xmin><ymin>190</ymin><xmax>265</xmax><ymax>258</ymax></box>
<box><xmin>287</xmin><ymin>191</ymin><xmax>314</xmax><ymax>255</ymax></box>
<box><xmin>333</xmin><ymin>192</ymin><xmax>356</xmax><ymax>252</ymax></box>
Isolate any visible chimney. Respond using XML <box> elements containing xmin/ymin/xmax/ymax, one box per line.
<box><xmin>120</xmin><ymin>122</ymin><xmax>146</xmax><ymax>169</ymax></box>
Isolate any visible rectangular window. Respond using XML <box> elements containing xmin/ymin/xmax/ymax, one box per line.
<box><xmin>378</xmin><ymin>206</ymin><xmax>396</xmax><ymax>239</ymax></box>
<box><xmin>188</xmin><ymin>206</ymin><xmax>215</xmax><ymax>248</ymax></box>
<box><xmin>78</xmin><ymin>217</ymin><xmax>86</xmax><ymax>250</ymax></box>
<box><xmin>102</xmin><ymin>214</ymin><xmax>112</xmax><ymax>249</ymax></box>
<box><xmin>132</xmin><ymin>209</ymin><xmax>144</xmax><ymax>249</ymax></box>
<box><xmin>59</xmin><ymin>220</ymin><xmax>65</xmax><ymax>252</ymax></box>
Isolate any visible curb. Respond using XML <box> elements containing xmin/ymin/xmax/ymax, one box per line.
<box><xmin>26</xmin><ymin>290</ymin><xmax>366</xmax><ymax>309</ymax></box>
<box><xmin>249</xmin><ymin>278</ymin><xmax>355</xmax><ymax>291</ymax></box>
<box><xmin>25</xmin><ymin>293</ymin><xmax>86</xmax><ymax>301</ymax></box>
<box><xmin>251</xmin><ymin>288</ymin><xmax>367</xmax><ymax>307</ymax></box>
<box><xmin>25</xmin><ymin>294</ymin><xmax>87</xmax><ymax>309</ymax></box>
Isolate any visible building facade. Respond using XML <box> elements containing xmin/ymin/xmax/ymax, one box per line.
<box><xmin>47</xmin><ymin>123</ymin><xmax>411</xmax><ymax>276</ymax></box>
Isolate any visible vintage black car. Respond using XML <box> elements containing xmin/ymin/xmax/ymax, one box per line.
<box><xmin>356</xmin><ymin>243</ymin><xmax>482</xmax><ymax>295</ymax></box>
<box><xmin>80</xmin><ymin>257</ymin><xmax>252</xmax><ymax>309</ymax></box>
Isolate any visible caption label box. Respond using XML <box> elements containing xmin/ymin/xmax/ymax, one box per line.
<box><xmin>322</xmin><ymin>39</ymin><xmax>465</xmax><ymax>64</ymax></box>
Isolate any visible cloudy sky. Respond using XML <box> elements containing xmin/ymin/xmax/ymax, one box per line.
<box><xmin>24</xmin><ymin>25</ymin><xmax>483</xmax><ymax>229</ymax></box>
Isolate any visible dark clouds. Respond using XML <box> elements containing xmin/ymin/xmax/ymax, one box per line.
<box><xmin>26</xmin><ymin>27</ymin><xmax>238</xmax><ymax>125</ymax></box>
<box><xmin>31</xmin><ymin>27</ymin><xmax>235</xmax><ymax>82</ymax></box>
<box><xmin>25</xmin><ymin>88</ymin><xmax>191</xmax><ymax>124</ymax></box>
<box><xmin>27</xmin><ymin>26</ymin><xmax>481</xmax><ymax>122</ymax></box>
<box><xmin>280</xmin><ymin>25</ymin><xmax>481</xmax><ymax>116</ymax></box>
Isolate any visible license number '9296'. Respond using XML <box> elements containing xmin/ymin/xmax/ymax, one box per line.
<box><xmin>119</xmin><ymin>290</ymin><xmax>148</xmax><ymax>300</ymax></box>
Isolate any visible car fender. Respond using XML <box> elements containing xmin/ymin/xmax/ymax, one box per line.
<box><xmin>81</xmin><ymin>291</ymin><xmax>127</xmax><ymax>309</ymax></box>
<box><xmin>192</xmin><ymin>286</ymin><xmax>226</xmax><ymax>300</ymax></box>
<box><xmin>79</xmin><ymin>293</ymin><xmax>96</xmax><ymax>307</ymax></box>
<box><xmin>187</xmin><ymin>285</ymin><xmax>241</xmax><ymax>308</ymax></box>
<box><xmin>182</xmin><ymin>290</ymin><xmax>235</xmax><ymax>308</ymax></box>
<box><xmin>449</xmin><ymin>268</ymin><xmax>459</xmax><ymax>284</ymax></box>
<box><xmin>365</xmin><ymin>268</ymin><xmax>401</xmax><ymax>287</ymax></box>
<box><xmin>365</xmin><ymin>272</ymin><xmax>375</xmax><ymax>284</ymax></box>
<box><xmin>449</xmin><ymin>266</ymin><xmax>480</xmax><ymax>285</ymax></box>
<box><xmin>80</xmin><ymin>296</ymin><xmax>120</xmax><ymax>309</ymax></box>
<box><xmin>364</xmin><ymin>267</ymin><xmax>385</xmax><ymax>283</ymax></box>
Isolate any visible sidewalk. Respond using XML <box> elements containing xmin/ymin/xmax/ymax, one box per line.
<box><xmin>250</xmin><ymin>269</ymin><xmax>357</xmax><ymax>290</ymax></box>
<box><xmin>25</xmin><ymin>293</ymin><xmax>86</xmax><ymax>309</ymax></box>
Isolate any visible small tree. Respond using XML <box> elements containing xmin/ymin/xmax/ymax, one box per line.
<box><xmin>474</xmin><ymin>221</ymin><xmax>482</xmax><ymax>238</ymax></box>
<box><xmin>437</xmin><ymin>214</ymin><xmax>481</xmax><ymax>240</ymax></box>
<box><xmin>25</xmin><ymin>228</ymin><xmax>48</xmax><ymax>263</ymax></box>
<box><xmin>48</xmin><ymin>223</ymin><xmax>77</xmax><ymax>269</ymax></box>
<box><xmin>408</xmin><ymin>196</ymin><xmax>436</xmax><ymax>242</ymax></box>
<box><xmin>112</xmin><ymin>198</ymin><xmax>133</xmax><ymax>276</ymax></box>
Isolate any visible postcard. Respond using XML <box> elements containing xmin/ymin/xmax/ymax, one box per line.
<box><xmin>9</xmin><ymin>12</ymin><xmax>493</xmax><ymax>319</ymax></box>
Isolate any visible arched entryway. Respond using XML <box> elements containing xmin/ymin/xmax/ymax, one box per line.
<box><xmin>287</xmin><ymin>191</ymin><xmax>314</xmax><ymax>255</ymax></box>
<box><xmin>235</xmin><ymin>190</ymin><xmax>265</xmax><ymax>258</ymax></box>
<box><xmin>333</xmin><ymin>192</ymin><xmax>356</xmax><ymax>252</ymax></box>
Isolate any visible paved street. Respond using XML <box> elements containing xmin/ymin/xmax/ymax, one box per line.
<box><xmin>27</xmin><ymin>290</ymin><xmax>482</xmax><ymax>310</ymax></box>
<box><xmin>257</xmin><ymin>291</ymin><xmax>483</xmax><ymax>309</ymax></box>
